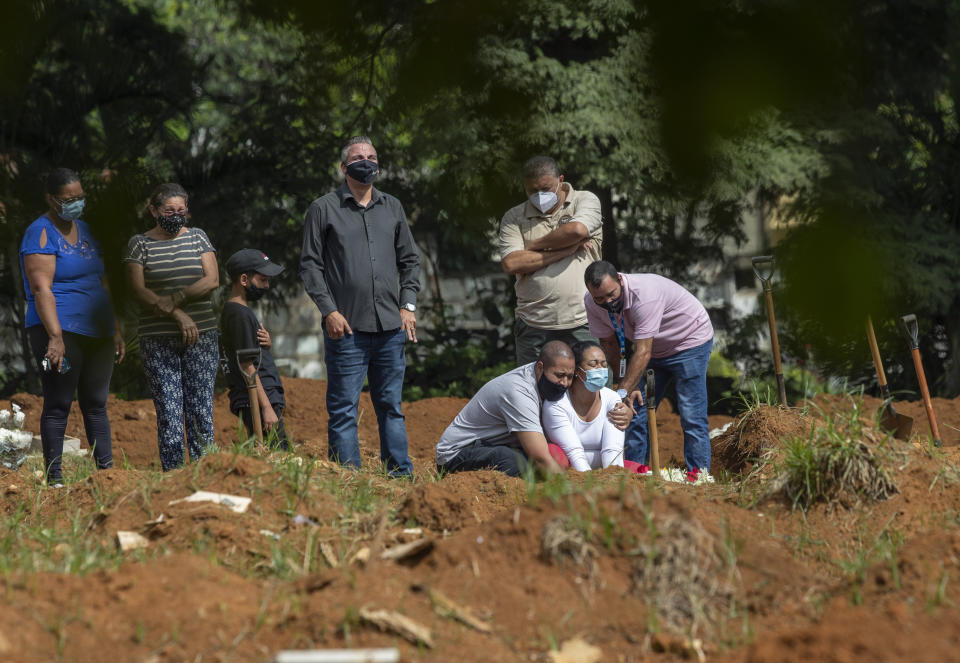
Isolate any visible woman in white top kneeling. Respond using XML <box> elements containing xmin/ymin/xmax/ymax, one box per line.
<box><xmin>543</xmin><ymin>341</ymin><xmax>645</xmax><ymax>474</ymax></box>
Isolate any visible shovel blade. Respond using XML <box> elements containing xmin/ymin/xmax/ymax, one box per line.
<box><xmin>879</xmin><ymin>403</ymin><xmax>913</xmax><ymax>440</ymax></box>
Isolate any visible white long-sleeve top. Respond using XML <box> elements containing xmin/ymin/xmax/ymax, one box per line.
<box><xmin>543</xmin><ymin>388</ymin><xmax>626</xmax><ymax>471</ymax></box>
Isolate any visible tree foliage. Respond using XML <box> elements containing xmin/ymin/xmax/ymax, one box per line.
<box><xmin>4</xmin><ymin>0</ymin><xmax>960</xmax><ymax>398</ymax></box>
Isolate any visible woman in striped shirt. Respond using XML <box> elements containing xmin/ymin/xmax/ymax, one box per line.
<box><xmin>125</xmin><ymin>183</ymin><xmax>220</xmax><ymax>470</ymax></box>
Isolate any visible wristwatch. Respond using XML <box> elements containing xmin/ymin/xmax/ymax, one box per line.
<box><xmin>617</xmin><ymin>388</ymin><xmax>628</xmax><ymax>400</ymax></box>
<box><xmin>402</xmin><ymin>303</ymin><xmax>416</xmax><ymax>312</ymax></box>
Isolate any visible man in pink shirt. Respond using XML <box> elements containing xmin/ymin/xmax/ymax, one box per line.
<box><xmin>583</xmin><ymin>260</ymin><xmax>714</xmax><ymax>480</ymax></box>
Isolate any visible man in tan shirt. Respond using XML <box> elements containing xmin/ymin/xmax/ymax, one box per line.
<box><xmin>499</xmin><ymin>156</ymin><xmax>603</xmax><ymax>364</ymax></box>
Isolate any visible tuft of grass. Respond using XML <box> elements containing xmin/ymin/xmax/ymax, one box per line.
<box><xmin>926</xmin><ymin>568</ymin><xmax>953</xmax><ymax>612</ymax></box>
<box><xmin>737</xmin><ymin>384</ymin><xmax>777</xmax><ymax>413</ymax></box>
<box><xmin>835</xmin><ymin>520</ymin><xmax>904</xmax><ymax>605</ymax></box>
<box><xmin>629</xmin><ymin>512</ymin><xmax>739</xmax><ymax>640</ymax></box>
<box><xmin>0</xmin><ymin>503</ymin><xmax>129</xmax><ymax>576</ymax></box>
<box><xmin>541</xmin><ymin>514</ymin><xmax>597</xmax><ymax>578</ymax></box>
<box><xmin>765</xmin><ymin>408</ymin><xmax>898</xmax><ymax>510</ymax></box>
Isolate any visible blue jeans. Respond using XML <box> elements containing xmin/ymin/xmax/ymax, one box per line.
<box><xmin>324</xmin><ymin>328</ymin><xmax>413</xmax><ymax>476</ymax></box>
<box><xmin>624</xmin><ymin>339</ymin><xmax>713</xmax><ymax>471</ymax></box>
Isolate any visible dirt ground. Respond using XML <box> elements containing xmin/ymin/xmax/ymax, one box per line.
<box><xmin>2</xmin><ymin>380</ymin><xmax>960</xmax><ymax>662</ymax></box>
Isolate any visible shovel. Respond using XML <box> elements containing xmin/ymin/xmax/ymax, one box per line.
<box><xmin>865</xmin><ymin>316</ymin><xmax>913</xmax><ymax>439</ymax></box>
<box><xmin>899</xmin><ymin>314</ymin><xmax>942</xmax><ymax>447</ymax></box>
<box><xmin>236</xmin><ymin>347</ymin><xmax>264</xmax><ymax>444</ymax></box>
<box><xmin>752</xmin><ymin>256</ymin><xmax>788</xmax><ymax>406</ymax></box>
<box><xmin>645</xmin><ymin>369</ymin><xmax>661</xmax><ymax>477</ymax></box>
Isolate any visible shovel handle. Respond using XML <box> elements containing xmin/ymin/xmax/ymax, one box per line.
<box><xmin>899</xmin><ymin>314</ymin><xmax>919</xmax><ymax>351</ymax></box>
<box><xmin>753</xmin><ymin>263</ymin><xmax>787</xmax><ymax>405</ymax></box>
<box><xmin>645</xmin><ymin>369</ymin><xmax>660</xmax><ymax>475</ymax></box>
<box><xmin>899</xmin><ymin>315</ymin><xmax>942</xmax><ymax>447</ymax></box>
<box><xmin>751</xmin><ymin>255</ymin><xmax>775</xmax><ymax>291</ymax></box>
<box><xmin>909</xmin><ymin>347</ymin><xmax>943</xmax><ymax>447</ymax></box>
<box><xmin>645</xmin><ymin>369</ymin><xmax>656</xmax><ymax>412</ymax></box>
<box><xmin>865</xmin><ymin>316</ymin><xmax>889</xmax><ymax>390</ymax></box>
<box><xmin>236</xmin><ymin>347</ymin><xmax>262</xmax><ymax>388</ymax></box>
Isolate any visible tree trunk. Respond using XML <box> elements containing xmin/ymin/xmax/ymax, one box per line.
<box><xmin>943</xmin><ymin>297</ymin><xmax>960</xmax><ymax>397</ymax></box>
<box><xmin>7</xmin><ymin>241</ymin><xmax>39</xmax><ymax>394</ymax></box>
<box><xmin>599</xmin><ymin>186</ymin><xmax>619</xmax><ymax>267</ymax></box>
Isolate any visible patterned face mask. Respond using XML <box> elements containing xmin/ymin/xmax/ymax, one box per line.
<box><xmin>158</xmin><ymin>213</ymin><xmax>186</xmax><ymax>235</ymax></box>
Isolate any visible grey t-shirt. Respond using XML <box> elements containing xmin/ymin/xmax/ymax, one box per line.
<box><xmin>124</xmin><ymin>227</ymin><xmax>218</xmax><ymax>336</ymax></box>
<box><xmin>435</xmin><ymin>363</ymin><xmax>543</xmax><ymax>465</ymax></box>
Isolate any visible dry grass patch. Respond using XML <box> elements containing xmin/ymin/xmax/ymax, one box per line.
<box><xmin>631</xmin><ymin>514</ymin><xmax>738</xmax><ymax>638</ymax></box>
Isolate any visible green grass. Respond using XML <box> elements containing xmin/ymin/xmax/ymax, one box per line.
<box><xmin>768</xmin><ymin>404</ymin><xmax>898</xmax><ymax>510</ymax></box>
<box><xmin>835</xmin><ymin>518</ymin><xmax>904</xmax><ymax>605</ymax></box>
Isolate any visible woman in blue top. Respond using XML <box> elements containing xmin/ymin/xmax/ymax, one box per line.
<box><xmin>20</xmin><ymin>168</ymin><xmax>125</xmax><ymax>486</ymax></box>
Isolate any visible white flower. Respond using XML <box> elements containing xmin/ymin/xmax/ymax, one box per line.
<box><xmin>658</xmin><ymin>468</ymin><xmax>716</xmax><ymax>485</ymax></box>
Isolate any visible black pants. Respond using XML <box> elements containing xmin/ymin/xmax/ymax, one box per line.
<box><xmin>236</xmin><ymin>403</ymin><xmax>290</xmax><ymax>451</ymax></box>
<box><xmin>28</xmin><ymin>326</ymin><xmax>114</xmax><ymax>482</ymax></box>
<box><xmin>438</xmin><ymin>440</ymin><xmax>530</xmax><ymax>477</ymax></box>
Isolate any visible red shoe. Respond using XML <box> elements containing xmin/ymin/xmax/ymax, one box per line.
<box><xmin>686</xmin><ymin>468</ymin><xmax>701</xmax><ymax>483</ymax></box>
<box><xmin>636</xmin><ymin>464</ymin><xmax>653</xmax><ymax>476</ymax></box>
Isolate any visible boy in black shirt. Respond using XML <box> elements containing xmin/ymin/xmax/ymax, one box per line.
<box><xmin>222</xmin><ymin>249</ymin><xmax>290</xmax><ymax>450</ymax></box>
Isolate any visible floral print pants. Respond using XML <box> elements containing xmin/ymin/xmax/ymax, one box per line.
<box><xmin>140</xmin><ymin>331</ymin><xmax>219</xmax><ymax>471</ymax></box>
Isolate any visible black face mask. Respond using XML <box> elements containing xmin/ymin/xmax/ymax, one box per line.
<box><xmin>158</xmin><ymin>213</ymin><xmax>186</xmax><ymax>235</ymax></box>
<box><xmin>345</xmin><ymin>159</ymin><xmax>379</xmax><ymax>184</ymax></box>
<box><xmin>601</xmin><ymin>291</ymin><xmax>624</xmax><ymax>314</ymax></box>
<box><xmin>245</xmin><ymin>283</ymin><xmax>268</xmax><ymax>302</ymax></box>
<box><xmin>538</xmin><ymin>372</ymin><xmax>567</xmax><ymax>402</ymax></box>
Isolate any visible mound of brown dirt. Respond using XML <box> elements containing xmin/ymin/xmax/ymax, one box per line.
<box><xmin>813</xmin><ymin>392</ymin><xmax>960</xmax><ymax>447</ymax></box>
<box><xmin>8</xmin><ymin>453</ymin><xmax>344</xmax><ymax>572</ymax></box>
<box><xmin>727</xmin><ymin>598</ymin><xmax>960</xmax><ymax>663</ymax></box>
<box><xmin>398</xmin><ymin>470</ymin><xmax>524</xmax><ymax>531</ymax></box>
<box><xmin>712</xmin><ymin>405</ymin><xmax>808</xmax><ymax>474</ymax></box>
<box><xmin>0</xmin><ymin>553</ymin><xmax>267</xmax><ymax>663</ymax></box>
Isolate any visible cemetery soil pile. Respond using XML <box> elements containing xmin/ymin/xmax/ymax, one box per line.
<box><xmin>1</xmin><ymin>379</ymin><xmax>960</xmax><ymax>661</ymax></box>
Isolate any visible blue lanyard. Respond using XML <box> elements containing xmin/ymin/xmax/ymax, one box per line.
<box><xmin>607</xmin><ymin>309</ymin><xmax>626</xmax><ymax>358</ymax></box>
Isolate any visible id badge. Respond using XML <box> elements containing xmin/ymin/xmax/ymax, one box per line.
<box><xmin>619</xmin><ymin>356</ymin><xmax>626</xmax><ymax>379</ymax></box>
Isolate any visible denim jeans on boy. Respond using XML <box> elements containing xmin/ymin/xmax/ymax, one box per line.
<box><xmin>324</xmin><ymin>328</ymin><xmax>413</xmax><ymax>476</ymax></box>
<box><xmin>624</xmin><ymin>338</ymin><xmax>713</xmax><ymax>471</ymax></box>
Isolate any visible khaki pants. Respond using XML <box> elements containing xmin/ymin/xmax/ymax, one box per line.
<box><xmin>514</xmin><ymin>319</ymin><xmax>597</xmax><ymax>365</ymax></box>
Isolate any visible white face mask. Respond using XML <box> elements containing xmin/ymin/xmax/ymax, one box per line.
<box><xmin>529</xmin><ymin>181</ymin><xmax>560</xmax><ymax>213</ymax></box>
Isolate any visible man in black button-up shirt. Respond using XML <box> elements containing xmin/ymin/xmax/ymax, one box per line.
<box><xmin>300</xmin><ymin>135</ymin><xmax>420</xmax><ymax>476</ymax></box>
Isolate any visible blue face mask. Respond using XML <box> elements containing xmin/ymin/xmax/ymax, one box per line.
<box><xmin>57</xmin><ymin>198</ymin><xmax>85</xmax><ymax>222</ymax></box>
<box><xmin>580</xmin><ymin>367</ymin><xmax>608</xmax><ymax>392</ymax></box>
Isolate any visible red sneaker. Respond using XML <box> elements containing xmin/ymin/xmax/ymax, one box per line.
<box><xmin>637</xmin><ymin>464</ymin><xmax>653</xmax><ymax>476</ymax></box>
<box><xmin>686</xmin><ymin>468</ymin><xmax>701</xmax><ymax>483</ymax></box>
